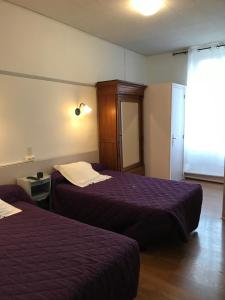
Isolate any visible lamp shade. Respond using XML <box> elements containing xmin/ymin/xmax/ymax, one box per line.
<box><xmin>82</xmin><ymin>104</ymin><xmax>92</xmax><ymax>114</ymax></box>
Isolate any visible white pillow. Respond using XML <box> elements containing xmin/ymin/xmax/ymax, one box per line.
<box><xmin>54</xmin><ymin>161</ymin><xmax>111</xmax><ymax>188</ymax></box>
<box><xmin>0</xmin><ymin>199</ymin><xmax>22</xmax><ymax>219</ymax></box>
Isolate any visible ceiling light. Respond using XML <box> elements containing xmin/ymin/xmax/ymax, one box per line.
<box><xmin>131</xmin><ymin>0</ymin><xmax>164</xmax><ymax>16</ymax></box>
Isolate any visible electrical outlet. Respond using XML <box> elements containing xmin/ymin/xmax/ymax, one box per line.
<box><xmin>27</xmin><ymin>147</ymin><xmax>33</xmax><ymax>156</ymax></box>
<box><xmin>25</xmin><ymin>147</ymin><xmax>35</xmax><ymax>161</ymax></box>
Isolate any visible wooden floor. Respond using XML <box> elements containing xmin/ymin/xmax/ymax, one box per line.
<box><xmin>136</xmin><ymin>181</ymin><xmax>225</xmax><ymax>300</ymax></box>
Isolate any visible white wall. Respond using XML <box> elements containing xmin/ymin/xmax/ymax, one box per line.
<box><xmin>125</xmin><ymin>49</ymin><xmax>148</xmax><ymax>84</ymax></box>
<box><xmin>147</xmin><ymin>52</ymin><xmax>188</xmax><ymax>85</ymax></box>
<box><xmin>0</xmin><ymin>1</ymin><xmax>148</xmax><ymax>167</ymax></box>
<box><xmin>0</xmin><ymin>1</ymin><xmax>148</xmax><ymax>85</ymax></box>
<box><xmin>0</xmin><ymin>75</ymin><xmax>97</xmax><ymax>164</ymax></box>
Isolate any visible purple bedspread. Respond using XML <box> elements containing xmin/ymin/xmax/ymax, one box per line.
<box><xmin>52</xmin><ymin>170</ymin><xmax>203</xmax><ymax>249</ymax></box>
<box><xmin>0</xmin><ymin>185</ymin><xmax>139</xmax><ymax>300</ymax></box>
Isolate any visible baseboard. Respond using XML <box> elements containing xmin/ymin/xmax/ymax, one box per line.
<box><xmin>184</xmin><ymin>172</ymin><xmax>224</xmax><ymax>184</ymax></box>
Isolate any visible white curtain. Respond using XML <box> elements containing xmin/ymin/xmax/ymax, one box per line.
<box><xmin>184</xmin><ymin>44</ymin><xmax>225</xmax><ymax>177</ymax></box>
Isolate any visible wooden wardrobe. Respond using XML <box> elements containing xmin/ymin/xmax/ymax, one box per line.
<box><xmin>96</xmin><ymin>80</ymin><xmax>146</xmax><ymax>175</ymax></box>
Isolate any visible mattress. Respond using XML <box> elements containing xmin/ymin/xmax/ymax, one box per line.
<box><xmin>0</xmin><ymin>185</ymin><xmax>139</xmax><ymax>300</ymax></box>
<box><xmin>52</xmin><ymin>169</ymin><xmax>203</xmax><ymax>249</ymax></box>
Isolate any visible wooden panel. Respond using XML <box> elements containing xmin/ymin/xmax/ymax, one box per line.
<box><xmin>99</xmin><ymin>142</ymin><xmax>118</xmax><ymax>170</ymax></box>
<box><xmin>98</xmin><ymin>93</ymin><xmax>117</xmax><ymax>141</ymax></box>
<box><xmin>97</xmin><ymin>81</ymin><xmax>118</xmax><ymax>170</ymax></box>
<box><xmin>126</xmin><ymin>165</ymin><xmax>145</xmax><ymax>176</ymax></box>
<box><xmin>96</xmin><ymin>80</ymin><xmax>146</xmax><ymax>96</ymax></box>
<box><xmin>117</xmin><ymin>81</ymin><xmax>145</xmax><ymax>96</ymax></box>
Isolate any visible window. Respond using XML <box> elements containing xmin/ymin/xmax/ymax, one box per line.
<box><xmin>184</xmin><ymin>45</ymin><xmax>225</xmax><ymax>177</ymax></box>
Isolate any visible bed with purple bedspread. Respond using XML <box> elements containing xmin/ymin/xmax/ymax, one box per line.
<box><xmin>0</xmin><ymin>185</ymin><xmax>139</xmax><ymax>300</ymax></box>
<box><xmin>52</xmin><ymin>166</ymin><xmax>203</xmax><ymax>249</ymax></box>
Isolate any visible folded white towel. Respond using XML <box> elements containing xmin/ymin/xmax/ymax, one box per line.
<box><xmin>54</xmin><ymin>161</ymin><xmax>111</xmax><ymax>188</ymax></box>
<box><xmin>0</xmin><ymin>199</ymin><xmax>22</xmax><ymax>219</ymax></box>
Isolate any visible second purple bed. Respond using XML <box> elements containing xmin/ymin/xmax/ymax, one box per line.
<box><xmin>52</xmin><ymin>166</ymin><xmax>203</xmax><ymax>249</ymax></box>
<box><xmin>0</xmin><ymin>184</ymin><xmax>139</xmax><ymax>300</ymax></box>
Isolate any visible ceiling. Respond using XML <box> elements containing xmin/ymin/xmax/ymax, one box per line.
<box><xmin>6</xmin><ymin>0</ymin><xmax>225</xmax><ymax>55</ymax></box>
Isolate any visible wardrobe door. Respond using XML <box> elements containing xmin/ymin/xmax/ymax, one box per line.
<box><xmin>119</xmin><ymin>97</ymin><xmax>143</xmax><ymax>172</ymax></box>
<box><xmin>97</xmin><ymin>88</ymin><xmax>118</xmax><ymax>170</ymax></box>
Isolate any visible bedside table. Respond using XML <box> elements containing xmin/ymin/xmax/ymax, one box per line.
<box><xmin>17</xmin><ymin>175</ymin><xmax>51</xmax><ymax>210</ymax></box>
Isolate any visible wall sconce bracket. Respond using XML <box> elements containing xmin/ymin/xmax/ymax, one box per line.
<box><xmin>75</xmin><ymin>102</ymin><xmax>92</xmax><ymax>116</ymax></box>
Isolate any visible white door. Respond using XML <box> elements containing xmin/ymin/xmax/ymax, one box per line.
<box><xmin>223</xmin><ymin>160</ymin><xmax>225</xmax><ymax>219</ymax></box>
<box><xmin>170</xmin><ymin>85</ymin><xmax>185</xmax><ymax>180</ymax></box>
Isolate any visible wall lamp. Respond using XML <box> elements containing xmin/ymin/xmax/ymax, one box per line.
<box><xmin>75</xmin><ymin>103</ymin><xmax>92</xmax><ymax>116</ymax></box>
